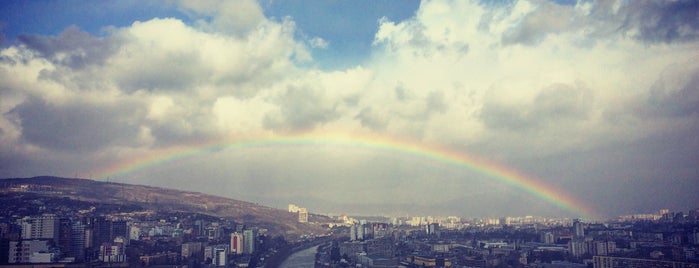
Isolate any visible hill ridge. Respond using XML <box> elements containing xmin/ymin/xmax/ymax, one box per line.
<box><xmin>0</xmin><ymin>176</ymin><xmax>331</xmax><ymax>239</ymax></box>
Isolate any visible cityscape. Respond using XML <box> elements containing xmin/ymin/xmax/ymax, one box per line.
<box><xmin>1</xmin><ymin>0</ymin><xmax>698</xmax><ymax>267</ymax></box>
<box><xmin>0</xmin><ymin>177</ymin><xmax>698</xmax><ymax>267</ymax></box>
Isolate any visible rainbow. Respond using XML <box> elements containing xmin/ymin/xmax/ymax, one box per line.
<box><xmin>96</xmin><ymin>132</ymin><xmax>598</xmax><ymax>219</ymax></box>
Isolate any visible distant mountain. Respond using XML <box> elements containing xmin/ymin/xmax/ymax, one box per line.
<box><xmin>0</xmin><ymin>176</ymin><xmax>333</xmax><ymax>239</ymax></box>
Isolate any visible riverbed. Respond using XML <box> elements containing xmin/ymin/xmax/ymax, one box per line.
<box><xmin>279</xmin><ymin>245</ymin><xmax>318</xmax><ymax>268</ymax></box>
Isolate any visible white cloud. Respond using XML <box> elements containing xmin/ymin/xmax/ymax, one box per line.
<box><xmin>308</xmin><ymin>37</ymin><xmax>329</xmax><ymax>49</ymax></box>
<box><xmin>1</xmin><ymin>0</ymin><xmax>698</xmax><ymax>217</ymax></box>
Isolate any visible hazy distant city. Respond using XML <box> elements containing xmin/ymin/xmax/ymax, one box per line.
<box><xmin>1</xmin><ymin>177</ymin><xmax>698</xmax><ymax>267</ymax></box>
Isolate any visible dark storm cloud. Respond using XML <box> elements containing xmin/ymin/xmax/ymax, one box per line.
<box><xmin>532</xmin><ymin>83</ymin><xmax>592</xmax><ymax>120</ymax></box>
<box><xmin>17</xmin><ymin>26</ymin><xmax>119</xmax><ymax>69</ymax></box>
<box><xmin>263</xmin><ymin>85</ymin><xmax>339</xmax><ymax>130</ymax></box>
<box><xmin>8</xmin><ymin>97</ymin><xmax>145</xmax><ymax>152</ymax></box>
<box><xmin>481</xmin><ymin>83</ymin><xmax>592</xmax><ymax>130</ymax></box>
<box><xmin>623</xmin><ymin>0</ymin><xmax>699</xmax><ymax>43</ymax></box>
<box><xmin>500</xmin><ymin>0</ymin><xmax>699</xmax><ymax>46</ymax></box>
<box><xmin>518</xmin><ymin>118</ymin><xmax>699</xmax><ymax>216</ymax></box>
<box><xmin>644</xmin><ymin>66</ymin><xmax>699</xmax><ymax>118</ymax></box>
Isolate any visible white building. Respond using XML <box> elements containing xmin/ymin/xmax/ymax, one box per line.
<box><xmin>9</xmin><ymin>240</ymin><xmax>51</xmax><ymax>263</ymax></box>
<box><xmin>19</xmin><ymin>214</ymin><xmax>59</xmax><ymax>241</ymax></box>
<box><xmin>213</xmin><ymin>247</ymin><xmax>227</xmax><ymax>266</ymax></box>
<box><xmin>99</xmin><ymin>242</ymin><xmax>126</xmax><ymax>263</ymax></box>
<box><xmin>129</xmin><ymin>226</ymin><xmax>140</xmax><ymax>241</ymax></box>
<box><xmin>205</xmin><ymin>244</ymin><xmax>229</xmax><ymax>267</ymax></box>
<box><xmin>288</xmin><ymin>204</ymin><xmax>300</xmax><ymax>213</ymax></box>
<box><xmin>298</xmin><ymin>208</ymin><xmax>309</xmax><ymax>223</ymax></box>
<box><xmin>29</xmin><ymin>252</ymin><xmax>57</xmax><ymax>263</ymax></box>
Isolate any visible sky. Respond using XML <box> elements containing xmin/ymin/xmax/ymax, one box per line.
<box><xmin>1</xmin><ymin>0</ymin><xmax>698</xmax><ymax>219</ymax></box>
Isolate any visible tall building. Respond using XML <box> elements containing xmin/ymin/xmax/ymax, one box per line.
<box><xmin>350</xmin><ymin>224</ymin><xmax>357</xmax><ymax>241</ymax></box>
<box><xmin>82</xmin><ymin>216</ymin><xmax>111</xmax><ymax>247</ymax></box>
<box><xmin>58</xmin><ymin>218</ymin><xmax>72</xmax><ymax>257</ymax></box>
<box><xmin>19</xmin><ymin>214</ymin><xmax>59</xmax><ymax>241</ymax></box>
<box><xmin>71</xmin><ymin>221</ymin><xmax>86</xmax><ymax>261</ymax></box>
<box><xmin>182</xmin><ymin>242</ymin><xmax>203</xmax><ymax>258</ymax></box>
<box><xmin>298</xmin><ymin>208</ymin><xmax>309</xmax><ymax>223</ymax></box>
<box><xmin>230</xmin><ymin>232</ymin><xmax>244</xmax><ymax>254</ymax></box>
<box><xmin>593</xmin><ymin>240</ymin><xmax>616</xmax><ymax>256</ymax></box>
<box><xmin>110</xmin><ymin>221</ymin><xmax>129</xmax><ymax>244</ymax></box>
<box><xmin>569</xmin><ymin>240</ymin><xmax>587</xmax><ymax>257</ymax></box>
<box><xmin>573</xmin><ymin>219</ymin><xmax>585</xmax><ymax>238</ymax></box>
<box><xmin>426</xmin><ymin>223</ymin><xmax>439</xmax><ymax>236</ymax></box>
<box><xmin>205</xmin><ymin>244</ymin><xmax>229</xmax><ymax>267</ymax></box>
<box><xmin>207</xmin><ymin>223</ymin><xmax>224</xmax><ymax>240</ymax></box>
<box><xmin>543</xmin><ymin>232</ymin><xmax>555</xmax><ymax>244</ymax></box>
<box><xmin>357</xmin><ymin>223</ymin><xmax>365</xmax><ymax>241</ymax></box>
<box><xmin>213</xmin><ymin>246</ymin><xmax>228</xmax><ymax>267</ymax></box>
<box><xmin>243</xmin><ymin>229</ymin><xmax>257</xmax><ymax>254</ymax></box>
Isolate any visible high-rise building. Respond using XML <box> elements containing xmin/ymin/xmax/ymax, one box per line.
<box><xmin>82</xmin><ymin>217</ymin><xmax>111</xmax><ymax>247</ymax></box>
<box><xmin>182</xmin><ymin>242</ymin><xmax>203</xmax><ymax>258</ymax></box>
<box><xmin>19</xmin><ymin>214</ymin><xmax>59</xmax><ymax>241</ymax></box>
<box><xmin>205</xmin><ymin>244</ymin><xmax>229</xmax><ymax>267</ymax></box>
<box><xmin>213</xmin><ymin>246</ymin><xmax>228</xmax><ymax>267</ymax></box>
<box><xmin>58</xmin><ymin>218</ymin><xmax>72</xmax><ymax>257</ymax></box>
<box><xmin>568</xmin><ymin>239</ymin><xmax>587</xmax><ymax>257</ymax></box>
<box><xmin>350</xmin><ymin>224</ymin><xmax>357</xmax><ymax>241</ymax></box>
<box><xmin>543</xmin><ymin>232</ymin><xmax>555</xmax><ymax>244</ymax></box>
<box><xmin>593</xmin><ymin>240</ymin><xmax>616</xmax><ymax>256</ymax></box>
<box><xmin>573</xmin><ymin>219</ymin><xmax>585</xmax><ymax>238</ymax></box>
<box><xmin>243</xmin><ymin>229</ymin><xmax>257</xmax><ymax>254</ymax></box>
<box><xmin>231</xmin><ymin>232</ymin><xmax>244</xmax><ymax>254</ymax></box>
<box><xmin>71</xmin><ymin>221</ymin><xmax>86</xmax><ymax>261</ymax></box>
<box><xmin>207</xmin><ymin>223</ymin><xmax>223</xmax><ymax>240</ymax></box>
<box><xmin>426</xmin><ymin>223</ymin><xmax>439</xmax><ymax>236</ymax></box>
<box><xmin>110</xmin><ymin>221</ymin><xmax>129</xmax><ymax>244</ymax></box>
<box><xmin>357</xmin><ymin>223</ymin><xmax>365</xmax><ymax>241</ymax></box>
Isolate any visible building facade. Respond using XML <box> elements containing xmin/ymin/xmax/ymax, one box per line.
<box><xmin>230</xmin><ymin>232</ymin><xmax>244</xmax><ymax>254</ymax></box>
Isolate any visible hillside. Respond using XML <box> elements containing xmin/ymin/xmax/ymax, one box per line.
<box><xmin>0</xmin><ymin>176</ymin><xmax>333</xmax><ymax>239</ymax></box>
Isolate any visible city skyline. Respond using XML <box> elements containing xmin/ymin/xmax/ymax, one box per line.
<box><xmin>1</xmin><ymin>0</ymin><xmax>698</xmax><ymax>219</ymax></box>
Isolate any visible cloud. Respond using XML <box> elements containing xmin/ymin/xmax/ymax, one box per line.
<box><xmin>9</xmin><ymin>96</ymin><xmax>145</xmax><ymax>152</ymax></box>
<box><xmin>17</xmin><ymin>26</ymin><xmax>119</xmax><ymax>69</ymax></box>
<box><xmin>1</xmin><ymin>0</ymin><xmax>698</xmax><ymax>217</ymax></box>
<box><xmin>264</xmin><ymin>84</ymin><xmax>340</xmax><ymax>131</ymax></box>
<box><xmin>620</xmin><ymin>0</ymin><xmax>699</xmax><ymax>43</ymax></box>
<box><xmin>481</xmin><ymin>82</ymin><xmax>593</xmax><ymax>130</ymax></box>
<box><xmin>501</xmin><ymin>1</ymin><xmax>574</xmax><ymax>46</ymax></box>
<box><xmin>308</xmin><ymin>37</ymin><xmax>329</xmax><ymax>49</ymax></box>
<box><xmin>643</xmin><ymin>60</ymin><xmax>699</xmax><ymax>118</ymax></box>
<box><xmin>177</xmin><ymin>0</ymin><xmax>266</xmax><ymax>36</ymax></box>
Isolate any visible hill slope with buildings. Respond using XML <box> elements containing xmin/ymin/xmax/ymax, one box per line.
<box><xmin>0</xmin><ymin>176</ymin><xmax>332</xmax><ymax>239</ymax></box>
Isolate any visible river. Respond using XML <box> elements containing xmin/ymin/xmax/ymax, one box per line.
<box><xmin>279</xmin><ymin>245</ymin><xmax>318</xmax><ymax>268</ymax></box>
